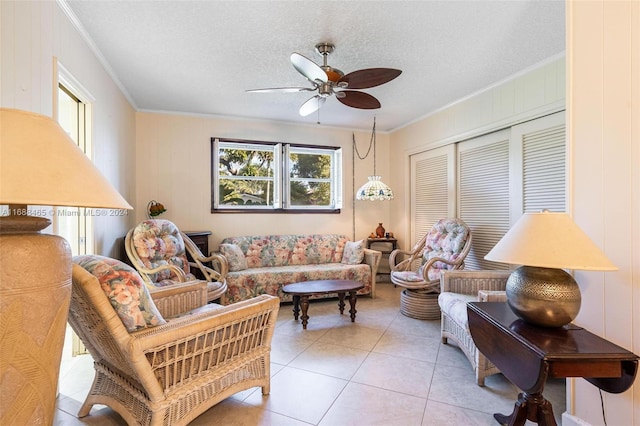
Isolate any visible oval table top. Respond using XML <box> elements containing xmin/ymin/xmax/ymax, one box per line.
<box><xmin>282</xmin><ymin>279</ymin><xmax>364</xmax><ymax>295</ymax></box>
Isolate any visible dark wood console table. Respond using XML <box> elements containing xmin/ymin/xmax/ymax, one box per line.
<box><xmin>467</xmin><ymin>302</ymin><xmax>638</xmax><ymax>426</ymax></box>
<box><xmin>183</xmin><ymin>231</ymin><xmax>211</xmax><ymax>280</ymax></box>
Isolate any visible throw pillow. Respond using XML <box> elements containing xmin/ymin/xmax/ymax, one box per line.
<box><xmin>341</xmin><ymin>240</ymin><xmax>365</xmax><ymax>265</ymax></box>
<box><xmin>73</xmin><ymin>254</ymin><xmax>166</xmax><ymax>332</ymax></box>
<box><xmin>219</xmin><ymin>243</ymin><xmax>248</xmax><ymax>271</ymax></box>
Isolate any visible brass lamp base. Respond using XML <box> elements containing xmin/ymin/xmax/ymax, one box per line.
<box><xmin>506</xmin><ymin>266</ymin><xmax>581</xmax><ymax>328</ymax></box>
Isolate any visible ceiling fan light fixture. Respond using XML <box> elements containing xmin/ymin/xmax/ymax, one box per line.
<box><xmin>356</xmin><ymin>176</ymin><xmax>394</xmax><ymax>201</ymax></box>
<box><xmin>249</xmin><ymin>42</ymin><xmax>401</xmax><ymax>116</ymax></box>
<box><xmin>322</xmin><ymin>66</ymin><xmax>344</xmax><ymax>82</ymax></box>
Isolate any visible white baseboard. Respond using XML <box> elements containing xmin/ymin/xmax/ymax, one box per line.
<box><xmin>562</xmin><ymin>411</ymin><xmax>593</xmax><ymax>426</ymax></box>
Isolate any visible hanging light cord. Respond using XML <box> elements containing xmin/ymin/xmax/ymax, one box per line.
<box><xmin>352</xmin><ymin>116</ymin><xmax>377</xmax><ymax>174</ymax></box>
<box><xmin>352</xmin><ymin>116</ymin><xmax>377</xmax><ymax>240</ymax></box>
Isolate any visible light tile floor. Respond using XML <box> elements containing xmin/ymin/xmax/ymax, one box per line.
<box><xmin>55</xmin><ymin>280</ymin><xmax>565</xmax><ymax>425</ymax></box>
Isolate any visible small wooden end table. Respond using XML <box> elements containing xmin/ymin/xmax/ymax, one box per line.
<box><xmin>467</xmin><ymin>302</ymin><xmax>638</xmax><ymax>426</ymax></box>
<box><xmin>282</xmin><ymin>280</ymin><xmax>364</xmax><ymax>329</ymax></box>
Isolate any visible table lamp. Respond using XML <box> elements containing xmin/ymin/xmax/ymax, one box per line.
<box><xmin>0</xmin><ymin>108</ymin><xmax>132</xmax><ymax>424</ymax></box>
<box><xmin>484</xmin><ymin>210</ymin><xmax>617</xmax><ymax>328</ymax></box>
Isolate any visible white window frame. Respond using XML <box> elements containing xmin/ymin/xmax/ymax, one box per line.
<box><xmin>55</xmin><ymin>62</ymin><xmax>95</xmax><ymax>256</ymax></box>
<box><xmin>212</xmin><ymin>138</ymin><xmax>343</xmax><ymax>212</ymax></box>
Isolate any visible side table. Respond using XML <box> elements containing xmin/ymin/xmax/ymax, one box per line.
<box><xmin>467</xmin><ymin>302</ymin><xmax>638</xmax><ymax>426</ymax></box>
<box><xmin>366</xmin><ymin>237</ymin><xmax>397</xmax><ymax>277</ymax></box>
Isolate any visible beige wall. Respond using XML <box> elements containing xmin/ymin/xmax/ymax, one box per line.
<box><xmin>0</xmin><ymin>1</ymin><xmax>136</xmax><ymax>257</ymax></box>
<box><xmin>135</xmin><ymin>112</ymin><xmax>391</xmax><ymax>249</ymax></box>
<box><xmin>567</xmin><ymin>1</ymin><xmax>639</xmax><ymax>425</ymax></box>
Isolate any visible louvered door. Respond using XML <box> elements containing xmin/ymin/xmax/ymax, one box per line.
<box><xmin>410</xmin><ymin>145</ymin><xmax>455</xmax><ymax>250</ymax></box>
<box><xmin>407</xmin><ymin>111</ymin><xmax>566</xmax><ymax>272</ymax></box>
<box><xmin>510</xmin><ymin>112</ymin><xmax>566</xmax><ymax>216</ymax></box>
<box><xmin>457</xmin><ymin>130</ymin><xmax>511</xmax><ymax>270</ymax></box>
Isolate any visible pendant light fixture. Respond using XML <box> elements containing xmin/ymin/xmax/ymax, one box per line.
<box><xmin>354</xmin><ymin>117</ymin><xmax>394</xmax><ymax>200</ymax></box>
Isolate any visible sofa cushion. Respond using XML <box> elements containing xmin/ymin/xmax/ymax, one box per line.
<box><xmin>438</xmin><ymin>292</ymin><xmax>476</xmax><ymax>331</ymax></box>
<box><xmin>219</xmin><ymin>243</ymin><xmax>247</xmax><ymax>271</ymax></box>
<box><xmin>74</xmin><ymin>255</ymin><xmax>166</xmax><ymax>332</ymax></box>
<box><xmin>342</xmin><ymin>240</ymin><xmax>364</xmax><ymax>265</ymax></box>
<box><xmin>221</xmin><ymin>234</ymin><xmax>348</xmax><ymax>268</ymax></box>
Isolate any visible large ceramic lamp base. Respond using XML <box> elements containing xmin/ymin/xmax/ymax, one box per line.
<box><xmin>506</xmin><ymin>266</ymin><xmax>581</xmax><ymax>328</ymax></box>
<box><xmin>0</xmin><ymin>216</ymin><xmax>71</xmax><ymax>425</ymax></box>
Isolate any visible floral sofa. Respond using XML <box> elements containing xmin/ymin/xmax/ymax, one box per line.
<box><xmin>215</xmin><ymin>234</ymin><xmax>381</xmax><ymax>304</ymax></box>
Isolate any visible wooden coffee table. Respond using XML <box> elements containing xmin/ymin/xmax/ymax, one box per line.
<box><xmin>282</xmin><ymin>280</ymin><xmax>364</xmax><ymax>329</ymax></box>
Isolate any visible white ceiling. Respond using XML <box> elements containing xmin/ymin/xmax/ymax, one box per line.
<box><xmin>64</xmin><ymin>0</ymin><xmax>565</xmax><ymax>132</ymax></box>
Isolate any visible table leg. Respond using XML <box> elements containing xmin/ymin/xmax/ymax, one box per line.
<box><xmin>292</xmin><ymin>295</ymin><xmax>300</xmax><ymax>320</ymax></box>
<box><xmin>300</xmin><ymin>295</ymin><xmax>310</xmax><ymax>330</ymax></box>
<box><xmin>348</xmin><ymin>291</ymin><xmax>358</xmax><ymax>322</ymax></box>
<box><xmin>337</xmin><ymin>292</ymin><xmax>346</xmax><ymax>314</ymax></box>
<box><xmin>494</xmin><ymin>392</ymin><xmax>556</xmax><ymax>426</ymax></box>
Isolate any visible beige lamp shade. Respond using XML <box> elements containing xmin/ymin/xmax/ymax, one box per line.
<box><xmin>0</xmin><ymin>108</ymin><xmax>132</xmax><ymax>209</ymax></box>
<box><xmin>485</xmin><ymin>211</ymin><xmax>617</xmax><ymax>271</ymax></box>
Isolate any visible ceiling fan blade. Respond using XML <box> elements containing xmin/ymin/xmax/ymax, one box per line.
<box><xmin>299</xmin><ymin>95</ymin><xmax>326</xmax><ymax>116</ymax></box>
<box><xmin>338</xmin><ymin>68</ymin><xmax>402</xmax><ymax>89</ymax></box>
<box><xmin>291</xmin><ymin>53</ymin><xmax>328</xmax><ymax>84</ymax></box>
<box><xmin>336</xmin><ymin>91</ymin><xmax>381</xmax><ymax>109</ymax></box>
<box><xmin>246</xmin><ymin>87</ymin><xmax>314</xmax><ymax>93</ymax></box>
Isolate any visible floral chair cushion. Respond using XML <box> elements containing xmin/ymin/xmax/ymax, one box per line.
<box><xmin>392</xmin><ymin>270</ymin><xmax>430</xmax><ymax>283</ymax></box>
<box><xmin>342</xmin><ymin>240</ymin><xmax>365</xmax><ymax>265</ymax></box>
<box><xmin>131</xmin><ymin>219</ymin><xmax>191</xmax><ymax>283</ymax></box>
<box><xmin>219</xmin><ymin>243</ymin><xmax>247</xmax><ymax>271</ymax></box>
<box><xmin>73</xmin><ymin>255</ymin><xmax>166</xmax><ymax>332</ymax></box>
<box><xmin>422</xmin><ymin>218</ymin><xmax>470</xmax><ymax>281</ymax></box>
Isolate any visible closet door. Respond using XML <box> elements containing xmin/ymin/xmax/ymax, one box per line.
<box><xmin>410</xmin><ymin>145</ymin><xmax>455</xmax><ymax>249</ymax></box>
<box><xmin>408</xmin><ymin>111</ymin><xmax>566</xmax><ymax>272</ymax></box>
<box><xmin>510</xmin><ymin>111</ymin><xmax>566</xmax><ymax>218</ymax></box>
<box><xmin>457</xmin><ymin>129</ymin><xmax>511</xmax><ymax>270</ymax></box>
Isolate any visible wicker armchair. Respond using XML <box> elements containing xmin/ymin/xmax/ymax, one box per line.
<box><xmin>438</xmin><ymin>270</ymin><xmax>511</xmax><ymax>386</ymax></box>
<box><xmin>181</xmin><ymin>231</ymin><xmax>229</xmax><ymax>283</ymax></box>
<box><xmin>389</xmin><ymin>218</ymin><xmax>472</xmax><ymax>319</ymax></box>
<box><xmin>125</xmin><ymin>219</ymin><xmax>228</xmax><ymax>302</ymax></box>
<box><xmin>68</xmin><ymin>259</ymin><xmax>279</xmax><ymax>426</ymax></box>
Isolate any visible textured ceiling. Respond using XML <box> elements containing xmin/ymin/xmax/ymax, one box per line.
<box><xmin>64</xmin><ymin>0</ymin><xmax>565</xmax><ymax>132</ymax></box>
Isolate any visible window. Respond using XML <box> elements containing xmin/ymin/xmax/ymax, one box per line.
<box><xmin>56</xmin><ymin>83</ymin><xmax>93</xmax><ymax>256</ymax></box>
<box><xmin>212</xmin><ymin>138</ymin><xmax>342</xmax><ymax>212</ymax></box>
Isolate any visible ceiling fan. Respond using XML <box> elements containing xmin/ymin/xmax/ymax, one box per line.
<box><xmin>247</xmin><ymin>42</ymin><xmax>402</xmax><ymax>117</ymax></box>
